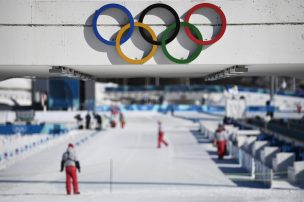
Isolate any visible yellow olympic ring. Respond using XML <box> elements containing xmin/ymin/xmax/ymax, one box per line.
<box><xmin>115</xmin><ymin>22</ymin><xmax>158</xmax><ymax>64</ymax></box>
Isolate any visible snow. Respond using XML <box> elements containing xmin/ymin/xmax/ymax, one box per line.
<box><xmin>0</xmin><ymin>112</ymin><xmax>303</xmax><ymax>202</ymax></box>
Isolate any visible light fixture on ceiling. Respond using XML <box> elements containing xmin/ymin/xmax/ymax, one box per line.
<box><xmin>205</xmin><ymin>65</ymin><xmax>248</xmax><ymax>81</ymax></box>
<box><xmin>49</xmin><ymin>66</ymin><xmax>94</xmax><ymax>81</ymax></box>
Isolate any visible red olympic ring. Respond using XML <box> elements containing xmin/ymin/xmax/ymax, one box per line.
<box><xmin>184</xmin><ymin>3</ymin><xmax>227</xmax><ymax>45</ymax></box>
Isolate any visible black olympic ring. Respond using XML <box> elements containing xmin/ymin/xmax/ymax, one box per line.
<box><xmin>138</xmin><ymin>3</ymin><xmax>180</xmax><ymax>46</ymax></box>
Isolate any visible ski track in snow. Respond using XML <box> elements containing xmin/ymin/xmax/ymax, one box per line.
<box><xmin>0</xmin><ymin>112</ymin><xmax>303</xmax><ymax>202</ymax></box>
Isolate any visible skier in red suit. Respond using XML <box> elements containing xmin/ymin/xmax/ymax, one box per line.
<box><xmin>214</xmin><ymin>124</ymin><xmax>227</xmax><ymax>160</ymax></box>
<box><xmin>157</xmin><ymin>121</ymin><xmax>168</xmax><ymax>148</ymax></box>
<box><xmin>60</xmin><ymin>143</ymin><xmax>81</xmax><ymax>195</ymax></box>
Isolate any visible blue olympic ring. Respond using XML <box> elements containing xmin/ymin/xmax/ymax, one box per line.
<box><xmin>92</xmin><ymin>3</ymin><xmax>135</xmax><ymax>46</ymax></box>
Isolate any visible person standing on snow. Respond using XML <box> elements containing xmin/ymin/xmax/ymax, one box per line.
<box><xmin>119</xmin><ymin>111</ymin><xmax>126</xmax><ymax>128</ymax></box>
<box><xmin>157</xmin><ymin>121</ymin><xmax>168</xmax><ymax>148</ymax></box>
<box><xmin>85</xmin><ymin>112</ymin><xmax>91</xmax><ymax>129</ymax></box>
<box><xmin>214</xmin><ymin>124</ymin><xmax>227</xmax><ymax>160</ymax></box>
<box><xmin>60</xmin><ymin>143</ymin><xmax>81</xmax><ymax>195</ymax></box>
<box><xmin>93</xmin><ymin>112</ymin><xmax>102</xmax><ymax>130</ymax></box>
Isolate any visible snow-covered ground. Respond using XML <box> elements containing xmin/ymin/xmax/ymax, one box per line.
<box><xmin>0</xmin><ymin>130</ymin><xmax>82</xmax><ymax>170</ymax></box>
<box><xmin>0</xmin><ymin>112</ymin><xmax>303</xmax><ymax>202</ymax></box>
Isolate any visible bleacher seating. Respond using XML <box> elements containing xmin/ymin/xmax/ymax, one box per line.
<box><xmin>260</xmin><ymin>146</ymin><xmax>280</xmax><ymax>168</ymax></box>
<box><xmin>252</xmin><ymin>141</ymin><xmax>269</xmax><ymax>159</ymax></box>
<box><xmin>272</xmin><ymin>153</ymin><xmax>296</xmax><ymax>175</ymax></box>
<box><xmin>288</xmin><ymin>161</ymin><xmax>304</xmax><ymax>186</ymax></box>
<box><xmin>105</xmin><ymin>84</ymin><xmax>304</xmax><ymax>97</ymax></box>
<box><xmin>220</xmin><ymin>117</ymin><xmax>304</xmax><ymax>187</ymax></box>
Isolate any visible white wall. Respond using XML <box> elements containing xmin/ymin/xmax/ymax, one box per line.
<box><xmin>0</xmin><ymin>0</ymin><xmax>304</xmax><ymax>78</ymax></box>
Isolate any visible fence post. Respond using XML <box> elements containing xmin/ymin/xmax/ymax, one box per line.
<box><xmin>110</xmin><ymin>159</ymin><xmax>113</xmax><ymax>193</ymax></box>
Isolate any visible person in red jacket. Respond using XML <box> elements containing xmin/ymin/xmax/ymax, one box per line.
<box><xmin>157</xmin><ymin>121</ymin><xmax>168</xmax><ymax>148</ymax></box>
<box><xmin>60</xmin><ymin>143</ymin><xmax>81</xmax><ymax>195</ymax></box>
<box><xmin>214</xmin><ymin>124</ymin><xmax>227</xmax><ymax>160</ymax></box>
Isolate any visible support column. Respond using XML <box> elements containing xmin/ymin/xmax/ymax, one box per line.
<box><xmin>123</xmin><ymin>78</ymin><xmax>128</xmax><ymax>87</ymax></box>
<box><xmin>145</xmin><ymin>78</ymin><xmax>150</xmax><ymax>87</ymax></box>
<box><xmin>155</xmin><ymin>77</ymin><xmax>160</xmax><ymax>87</ymax></box>
<box><xmin>292</xmin><ymin>77</ymin><xmax>296</xmax><ymax>92</ymax></box>
<box><xmin>270</xmin><ymin>76</ymin><xmax>275</xmax><ymax>101</ymax></box>
<box><xmin>84</xmin><ymin>80</ymin><xmax>95</xmax><ymax>111</ymax></box>
<box><xmin>185</xmin><ymin>77</ymin><xmax>190</xmax><ymax>86</ymax></box>
<box><xmin>275</xmin><ymin>76</ymin><xmax>279</xmax><ymax>93</ymax></box>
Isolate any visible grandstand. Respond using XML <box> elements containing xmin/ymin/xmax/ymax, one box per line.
<box><xmin>0</xmin><ymin>79</ymin><xmax>32</xmax><ymax>110</ymax></box>
<box><xmin>102</xmin><ymin>84</ymin><xmax>304</xmax><ymax>112</ymax></box>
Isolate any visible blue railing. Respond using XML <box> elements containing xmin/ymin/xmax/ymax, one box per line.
<box><xmin>0</xmin><ymin>123</ymin><xmax>69</xmax><ymax>135</ymax></box>
<box><xmin>95</xmin><ymin>104</ymin><xmax>275</xmax><ymax>113</ymax></box>
<box><xmin>105</xmin><ymin>85</ymin><xmax>304</xmax><ymax>97</ymax></box>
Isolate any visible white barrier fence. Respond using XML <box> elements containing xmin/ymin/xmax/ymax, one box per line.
<box><xmin>200</xmin><ymin>125</ymin><xmax>215</xmax><ymax>141</ymax></box>
<box><xmin>201</xmin><ymin>123</ymin><xmax>279</xmax><ymax>188</ymax></box>
<box><xmin>228</xmin><ymin>140</ymin><xmax>273</xmax><ymax>188</ymax></box>
<box><xmin>240</xmin><ymin>149</ymin><xmax>255</xmax><ymax>178</ymax></box>
<box><xmin>227</xmin><ymin>141</ymin><xmax>240</xmax><ymax>164</ymax></box>
<box><xmin>255</xmin><ymin>159</ymin><xmax>273</xmax><ymax>188</ymax></box>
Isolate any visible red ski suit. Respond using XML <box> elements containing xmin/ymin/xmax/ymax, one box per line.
<box><xmin>158</xmin><ymin>131</ymin><xmax>168</xmax><ymax>148</ymax></box>
<box><xmin>215</xmin><ymin>127</ymin><xmax>227</xmax><ymax>159</ymax></box>
<box><xmin>65</xmin><ymin>166</ymin><xmax>79</xmax><ymax>194</ymax></box>
<box><xmin>216</xmin><ymin>140</ymin><xmax>227</xmax><ymax>159</ymax></box>
<box><xmin>157</xmin><ymin>122</ymin><xmax>168</xmax><ymax>148</ymax></box>
<box><xmin>61</xmin><ymin>145</ymin><xmax>80</xmax><ymax>195</ymax></box>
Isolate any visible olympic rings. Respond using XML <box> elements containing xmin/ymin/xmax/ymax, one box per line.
<box><xmin>92</xmin><ymin>3</ymin><xmax>226</xmax><ymax>64</ymax></box>
<box><xmin>116</xmin><ymin>22</ymin><xmax>158</xmax><ymax>64</ymax></box>
<box><xmin>138</xmin><ymin>3</ymin><xmax>180</xmax><ymax>46</ymax></box>
<box><xmin>161</xmin><ymin>22</ymin><xmax>203</xmax><ymax>64</ymax></box>
<box><xmin>92</xmin><ymin>3</ymin><xmax>135</xmax><ymax>46</ymax></box>
<box><xmin>184</xmin><ymin>3</ymin><xmax>227</xmax><ymax>45</ymax></box>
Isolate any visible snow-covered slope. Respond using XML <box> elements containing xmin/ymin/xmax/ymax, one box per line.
<box><xmin>0</xmin><ymin>112</ymin><xmax>302</xmax><ymax>202</ymax></box>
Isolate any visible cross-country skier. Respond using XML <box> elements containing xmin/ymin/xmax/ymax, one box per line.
<box><xmin>60</xmin><ymin>143</ymin><xmax>81</xmax><ymax>195</ymax></box>
<box><xmin>157</xmin><ymin>121</ymin><xmax>168</xmax><ymax>148</ymax></box>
